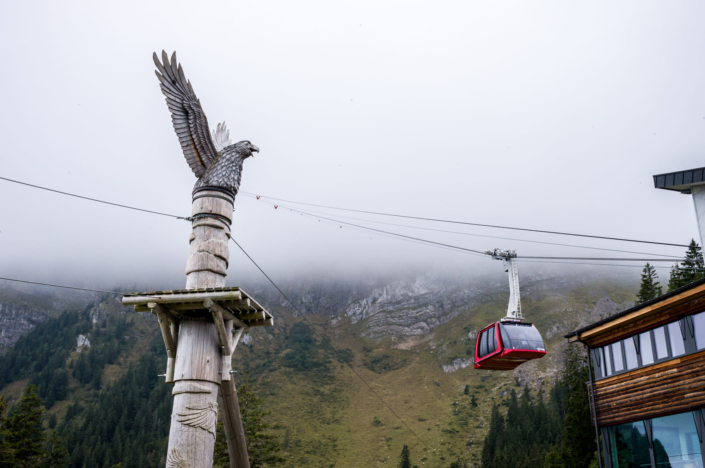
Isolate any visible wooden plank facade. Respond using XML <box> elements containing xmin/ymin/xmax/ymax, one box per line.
<box><xmin>593</xmin><ymin>349</ymin><xmax>705</xmax><ymax>426</ymax></box>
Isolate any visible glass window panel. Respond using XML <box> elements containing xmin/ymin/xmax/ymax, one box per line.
<box><xmin>654</xmin><ymin>326</ymin><xmax>669</xmax><ymax>360</ymax></box>
<box><xmin>652</xmin><ymin>412</ymin><xmax>703</xmax><ymax>468</ymax></box>
<box><xmin>624</xmin><ymin>338</ymin><xmax>639</xmax><ymax>370</ymax></box>
<box><xmin>608</xmin><ymin>421</ymin><xmax>651</xmax><ymax>468</ymax></box>
<box><xmin>499</xmin><ymin>326</ymin><xmax>510</xmax><ymax>349</ymax></box>
<box><xmin>693</xmin><ymin>312</ymin><xmax>705</xmax><ymax>350</ymax></box>
<box><xmin>592</xmin><ymin>349</ymin><xmax>602</xmax><ymax>378</ymax></box>
<box><xmin>488</xmin><ymin>327</ymin><xmax>496</xmax><ymax>354</ymax></box>
<box><xmin>500</xmin><ymin>324</ymin><xmax>545</xmax><ymax>351</ymax></box>
<box><xmin>480</xmin><ymin>331</ymin><xmax>488</xmax><ymax>358</ymax></box>
<box><xmin>640</xmin><ymin>332</ymin><xmax>654</xmax><ymax>365</ymax></box>
<box><xmin>603</xmin><ymin>347</ymin><xmax>613</xmax><ymax>376</ymax></box>
<box><xmin>612</xmin><ymin>342</ymin><xmax>625</xmax><ymax>372</ymax></box>
<box><xmin>667</xmin><ymin>322</ymin><xmax>686</xmax><ymax>357</ymax></box>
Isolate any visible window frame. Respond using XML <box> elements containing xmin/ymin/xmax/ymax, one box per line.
<box><xmin>602</xmin><ymin>408</ymin><xmax>705</xmax><ymax>468</ymax></box>
<box><xmin>592</xmin><ymin>314</ymin><xmax>698</xmax><ymax>381</ymax></box>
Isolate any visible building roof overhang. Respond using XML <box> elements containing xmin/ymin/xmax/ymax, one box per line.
<box><xmin>565</xmin><ymin>278</ymin><xmax>705</xmax><ymax>346</ymax></box>
<box><xmin>653</xmin><ymin>167</ymin><xmax>705</xmax><ymax>193</ymax></box>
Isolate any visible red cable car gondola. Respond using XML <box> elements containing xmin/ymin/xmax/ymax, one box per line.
<box><xmin>473</xmin><ymin>248</ymin><xmax>547</xmax><ymax>371</ymax></box>
<box><xmin>474</xmin><ymin>320</ymin><xmax>546</xmax><ymax>370</ymax></box>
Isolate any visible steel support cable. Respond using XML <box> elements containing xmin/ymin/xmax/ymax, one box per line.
<box><xmin>242</xmin><ymin>194</ymin><xmax>682</xmax><ymax>259</ymax></box>
<box><xmin>0</xmin><ymin>176</ymin><xmax>186</xmax><ymax>219</ymax></box>
<box><xmin>0</xmin><ymin>175</ymin><xmax>689</xmax><ymax>252</ymax></box>
<box><xmin>241</xmin><ymin>191</ymin><xmax>688</xmax><ymax>248</ymax></box>
<box><xmin>260</xmin><ymin>198</ymin><xmax>489</xmax><ymax>258</ymax></box>
<box><xmin>251</xmin><ymin>198</ymin><xmax>686</xmax><ymax>264</ymax></box>
<box><xmin>251</xmin><ymin>198</ymin><xmax>489</xmax><ymax>257</ymax></box>
<box><xmin>518</xmin><ymin>256</ymin><xmax>683</xmax><ymax>262</ymax></box>
<box><xmin>0</xmin><ymin>277</ymin><xmax>123</xmax><ymax>295</ymax></box>
<box><xmin>229</xmin><ymin>237</ymin><xmax>429</xmax><ymax>449</ymax></box>
<box><xmin>516</xmin><ymin>260</ymin><xmax>698</xmax><ymax>270</ymax></box>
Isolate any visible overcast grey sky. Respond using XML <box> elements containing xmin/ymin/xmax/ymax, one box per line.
<box><xmin>0</xmin><ymin>1</ymin><xmax>703</xmax><ymax>289</ymax></box>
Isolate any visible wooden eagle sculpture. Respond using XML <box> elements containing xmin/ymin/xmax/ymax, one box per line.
<box><xmin>153</xmin><ymin>51</ymin><xmax>258</xmax><ymax>195</ymax></box>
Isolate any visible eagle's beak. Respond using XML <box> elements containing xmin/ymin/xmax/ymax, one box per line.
<box><xmin>251</xmin><ymin>145</ymin><xmax>259</xmax><ymax>155</ymax></box>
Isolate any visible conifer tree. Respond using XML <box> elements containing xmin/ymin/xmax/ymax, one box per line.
<box><xmin>668</xmin><ymin>239</ymin><xmax>705</xmax><ymax>291</ymax></box>
<box><xmin>557</xmin><ymin>346</ymin><xmax>595</xmax><ymax>468</ymax></box>
<box><xmin>238</xmin><ymin>372</ymin><xmax>285</xmax><ymax>468</ymax></box>
<box><xmin>215</xmin><ymin>371</ymin><xmax>284</xmax><ymax>468</ymax></box>
<box><xmin>4</xmin><ymin>385</ymin><xmax>46</xmax><ymax>468</ymax></box>
<box><xmin>0</xmin><ymin>395</ymin><xmax>14</xmax><ymax>468</ymax></box>
<box><xmin>45</xmin><ymin>431</ymin><xmax>70</xmax><ymax>468</ymax></box>
<box><xmin>470</xmin><ymin>394</ymin><xmax>478</xmax><ymax>408</ymax></box>
<box><xmin>668</xmin><ymin>265</ymin><xmax>683</xmax><ymax>292</ymax></box>
<box><xmin>399</xmin><ymin>444</ymin><xmax>411</xmax><ymax>468</ymax></box>
<box><xmin>636</xmin><ymin>263</ymin><xmax>663</xmax><ymax>304</ymax></box>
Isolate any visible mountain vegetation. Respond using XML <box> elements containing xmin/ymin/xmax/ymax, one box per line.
<box><xmin>0</xmin><ymin>385</ymin><xmax>71</xmax><ymax>467</ymax></box>
<box><xmin>0</xmin><ymin>274</ymin><xmax>640</xmax><ymax>467</ymax></box>
<box><xmin>480</xmin><ymin>345</ymin><xmax>595</xmax><ymax>468</ymax></box>
<box><xmin>214</xmin><ymin>371</ymin><xmax>285</xmax><ymax>468</ymax></box>
<box><xmin>635</xmin><ymin>263</ymin><xmax>663</xmax><ymax>304</ymax></box>
<box><xmin>667</xmin><ymin>239</ymin><xmax>705</xmax><ymax>292</ymax></box>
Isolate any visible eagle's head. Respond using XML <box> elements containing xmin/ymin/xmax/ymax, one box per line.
<box><xmin>232</xmin><ymin>140</ymin><xmax>259</xmax><ymax>158</ymax></box>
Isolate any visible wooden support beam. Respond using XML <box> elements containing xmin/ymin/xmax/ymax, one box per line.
<box><xmin>146</xmin><ymin>301</ymin><xmax>180</xmax><ymax>323</ymax></box>
<box><xmin>219</xmin><ymin>378</ymin><xmax>250</xmax><ymax>468</ymax></box>
<box><xmin>122</xmin><ymin>289</ymin><xmax>242</xmax><ymax>306</ymax></box>
<box><xmin>237</xmin><ymin>312</ymin><xmax>266</xmax><ymax>321</ymax></box>
<box><xmin>204</xmin><ymin>299</ymin><xmax>250</xmax><ymax>332</ymax></box>
<box><xmin>210</xmin><ymin>305</ymin><xmax>232</xmax><ymax>356</ymax></box>
<box><xmin>150</xmin><ymin>303</ymin><xmax>178</xmax><ymax>384</ymax></box>
<box><xmin>248</xmin><ymin>318</ymin><xmax>274</xmax><ymax>328</ymax></box>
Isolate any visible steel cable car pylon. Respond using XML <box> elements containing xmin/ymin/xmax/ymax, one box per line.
<box><xmin>473</xmin><ymin>249</ymin><xmax>547</xmax><ymax>371</ymax></box>
<box><xmin>488</xmin><ymin>249</ymin><xmax>522</xmax><ymax>321</ymax></box>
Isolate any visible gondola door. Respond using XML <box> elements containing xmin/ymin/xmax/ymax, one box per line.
<box><xmin>475</xmin><ymin>323</ymin><xmax>504</xmax><ymax>368</ymax></box>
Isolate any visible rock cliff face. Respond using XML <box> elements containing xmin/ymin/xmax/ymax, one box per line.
<box><xmin>0</xmin><ymin>302</ymin><xmax>53</xmax><ymax>353</ymax></box>
<box><xmin>0</xmin><ymin>285</ymin><xmax>95</xmax><ymax>354</ymax></box>
<box><xmin>343</xmin><ymin>274</ymin><xmax>491</xmax><ymax>337</ymax></box>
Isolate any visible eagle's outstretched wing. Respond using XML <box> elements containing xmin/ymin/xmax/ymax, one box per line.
<box><xmin>211</xmin><ymin>122</ymin><xmax>233</xmax><ymax>153</ymax></box>
<box><xmin>153</xmin><ymin>51</ymin><xmax>218</xmax><ymax>178</ymax></box>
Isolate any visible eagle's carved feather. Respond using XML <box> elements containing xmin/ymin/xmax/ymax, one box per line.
<box><xmin>175</xmin><ymin>402</ymin><xmax>218</xmax><ymax>438</ymax></box>
<box><xmin>166</xmin><ymin>448</ymin><xmax>190</xmax><ymax>468</ymax></box>
<box><xmin>154</xmin><ymin>51</ymin><xmax>258</xmax><ymax>195</ymax></box>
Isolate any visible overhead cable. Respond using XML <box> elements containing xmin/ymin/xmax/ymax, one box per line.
<box><xmin>243</xmin><ymin>191</ymin><xmax>688</xmax><ymax>248</ymax></box>
<box><xmin>518</xmin><ymin>256</ymin><xmax>683</xmax><ymax>262</ymax></box>
<box><xmin>517</xmin><ymin>260</ymin><xmax>700</xmax><ymax>271</ymax></box>
<box><xmin>0</xmin><ymin>176</ymin><xmax>186</xmax><ymax>219</ymax></box>
<box><xmin>252</xmin><ymin>198</ymin><xmax>686</xmax><ymax>264</ymax></box>
<box><xmin>0</xmin><ymin>277</ymin><xmax>123</xmax><ymax>295</ymax></box>
<box><xmin>230</xmin><ymin>237</ymin><xmax>428</xmax><ymax>448</ymax></box>
<box><xmin>243</xmin><ymin>194</ymin><xmax>682</xmax><ymax>259</ymax></box>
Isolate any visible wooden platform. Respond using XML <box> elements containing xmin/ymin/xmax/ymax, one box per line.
<box><xmin>122</xmin><ymin>287</ymin><xmax>273</xmax><ymax>328</ymax></box>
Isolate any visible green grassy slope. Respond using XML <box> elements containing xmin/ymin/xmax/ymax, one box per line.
<box><xmin>0</xmin><ymin>277</ymin><xmax>636</xmax><ymax>468</ymax></box>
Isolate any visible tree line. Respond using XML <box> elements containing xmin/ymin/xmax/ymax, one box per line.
<box><xmin>636</xmin><ymin>239</ymin><xmax>704</xmax><ymax>304</ymax></box>
<box><xmin>480</xmin><ymin>345</ymin><xmax>596</xmax><ymax>468</ymax></box>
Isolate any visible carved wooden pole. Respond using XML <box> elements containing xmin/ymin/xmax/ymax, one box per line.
<box><xmin>165</xmin><ymin>188</ymin><xmax>249</xmax><ymax>468</ymax></box>
<box><xmin>151</xmin><ymin>50</ymin><xmax>259</xmax><ymax>468</ymax></box>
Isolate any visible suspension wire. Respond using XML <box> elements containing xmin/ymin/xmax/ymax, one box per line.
<box><xmin>230</xmin><ymin>237</ymin><xmax>429</xmax><ymax>448</ymax></box>
<box><xmin>252</xmin><ymin>198</ymin><xmax>489</xmax><ymax>257</ymax></box>
<box><xmin>241</xmin><ymin>191</ymin><xmax>689</xmax><ymax>248</ymax></box>
<box><xmin>0</xmin><ymin>175</ymin><xmax>689</xmax><ymax>254</ymax></box>
<box><xmin>518</xmin><ymin>259</ymin><xmax>704</xmax><ymax>271</ymax></box>
<box><xmin>518</xmin><ymin>256</ymin><xmax>683</xmax><ymax>262</ymax></box>
<box><xmin>251</xmin><ymin>198</ymin><xmax>686</xmax><ymax>264</ymax></box>
<box><xmin>0</xmin><ymin>277</ymin><xmax>123</xmax><ymax>295</ymax></box>
<box><xmin>243</xmin><ymin>194</ymin><xmax>682</xmax><ymax>259</ymax></box>
<box><xmin>0</xmin><ymin>176</ymin><xmax>187</xmax><ymax>219</ymax></box>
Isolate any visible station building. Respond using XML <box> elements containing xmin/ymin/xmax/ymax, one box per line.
<box><xmin>566</xmin><ymin>278</ymin><xmax>705</xmax><ymax>468</ymax></box>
